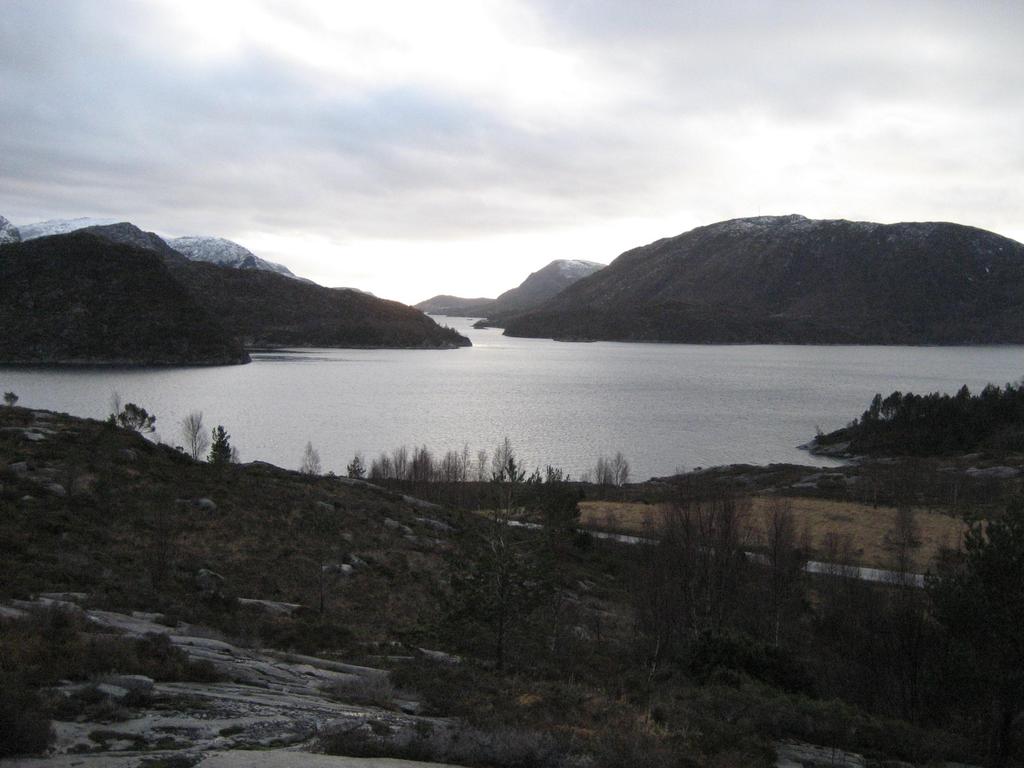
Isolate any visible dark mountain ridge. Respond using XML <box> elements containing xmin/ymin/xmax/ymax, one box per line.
<box><xmin>503</xmin><ymin>215</ymin><xmax>1024</xmax><ymax>344</ymax></box>
<box><xmin>169</xmin><ymin>260</ymin><xmax>470</xmax><ymax>349</ymax></box>
<box><xmin>0</xmin><ymin>227</ymin><xmax>469</xmax><ymax>365</ymax></box>
<box><xmin>0</xmin><ymin>233</ymin><xmax>249</xmax><ymax>365</ymax></box>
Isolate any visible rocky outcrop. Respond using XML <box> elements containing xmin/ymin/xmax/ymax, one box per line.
<box><xmin>0</xmin><ymin>600</ymin><xmax>438</xmax><ymax>767</ymax></box>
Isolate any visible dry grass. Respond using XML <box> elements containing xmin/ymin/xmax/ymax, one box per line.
<box><xmin>579</xmin><ymin>497</ymin><xmax>967</xmax><ymax>571</ymax></box>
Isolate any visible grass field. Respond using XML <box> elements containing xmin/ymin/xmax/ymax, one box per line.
<box><xmin>579</xmin><ymin>496</ymin><xmax>967</xmax><ymax>571</ymax></box>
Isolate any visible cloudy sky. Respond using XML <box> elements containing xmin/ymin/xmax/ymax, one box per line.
<box><xmin>2</xmin><ymin>1</ymin><xmax>1022</xmax><ymax>303</ymax></box>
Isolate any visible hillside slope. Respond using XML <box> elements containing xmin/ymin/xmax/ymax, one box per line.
<box><xmin>416</xmin><ymin>259</ymin><xmax>605</xmax><ymax>321</ymax></box>
<box><xmin>504</xmin><ymin>215</ymin><xmax>1024</xmax><ymax>344</ymax></box>
<box><xmin>170</xmin><ymin>261</ymin><xmax>470</xmax><ymax>349</ymax></box>
<box><xmin>0</xmin><ymin>233</ymin><xmax>249</xmax><ymax>365</ymax></box>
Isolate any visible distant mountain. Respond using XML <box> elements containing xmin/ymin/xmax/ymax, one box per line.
<box><xmin>18</xmin><ymin>217</ymin><xmax>119</xmax><ymax>240</ymax></box>
<box><xmin>415</xmin><ymin>295</ymin><xmax>497</xmax><ymax>317</ymax></box>
<box><xmin>0</xmin><ymin>215</ymin><xmax>20</xmax><ymax>245</ymax></box>
<box><xmin>415</xmin><ymin>259</ymin><xmax>605</xmax><ymax>321</ymax></box>
<box><xmin>486</xmin><ymin>259</ymin><xmax>605</xmax><ymax>322</ymax></box>
<box><xmin>166</xmin><ymin>235</ymin><xmax>301</xmax><ymax>280</ymax></box>
<box><xmin>0</xmin><ymin>233</ymin><xmax>249</xmax><ymax>366</ymax></box>
<box><xmin>17</xmin><ymin>217</ymin><xmax>308</xmax><ymax>281</ymax></box>
<box><xmin>503</xmin><ymin>215</ymin><xmax>1024</xmax><ymax>344</ymax></box>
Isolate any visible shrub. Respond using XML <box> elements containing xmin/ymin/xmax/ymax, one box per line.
<box><xmin>687</xmin><ymin>631</ymin><xmax>814</xmax><ymax>695</ymax></box>
<box><xmin>326</xmin><ymin>674</ymin><xmax>395</xmax><ymax>709</ymax></box>
<box><xmin>0</xmin><ymin>673</ymin><xmax>53</xmax><ymax>757</ymax></box>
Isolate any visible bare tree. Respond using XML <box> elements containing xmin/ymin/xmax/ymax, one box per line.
<box><xmin>300</xmin><ymin>441</ymin><xmax>322</xmax><ymax>476</ymax></box>
<box><xmin>762</xmin><ymin>497</ymin><xmax>806</xmax><ymax>645</ymax></box>
<box><xmin>391</xmin><ymin>445</ymin><xmax>409</xmax><ymax>482</ymax></box>
<box><xmin>476</xmin><ymin>448</ymin><xmax>489</xmax><ymax>481</ymax></box>
<box><xmin>611</xmin><ymin>451</ymin><xmax>630</xmax><ymax>487</ymax></box>
<box><xmin>440</xmin><ymin>449</ymin><xmax>462</xmax><ymax>483</ymax></box>
<box><xmin>491</xmin><ymin>437</ymin><xmax>514</xmax><ymax>480</ymax></box>
<box><xmin>180</xmin><ymin>411</ymin><xmax>209</xmax><ymax>461</ymax></box>
<box><xmin>633</xmin><ymin>488</ymin><xmax>752</xmax><ymax>665</ymax></box>
<box><xmin>884</xmin><ymin>505</ymin><xmax>921</xmax><ymax>580</ymax></box>
<box><xmin>370</xmin><ymin>452</ymin><xmax>393</xmax><ymax>482</ymax></box>
<box><xmin>410</xmin><ymin>444</ymin><xmax>435</xmax><ymax>485</ymax></box>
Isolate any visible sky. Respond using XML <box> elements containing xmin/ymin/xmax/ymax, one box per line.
<box><xmin>1</xmin><ymin>1</ymin><xmax>1022</xmax><ymax>304</ymax></box>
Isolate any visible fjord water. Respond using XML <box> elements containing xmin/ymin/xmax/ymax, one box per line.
<box><xmin>2</xmin><ymin>316</ymin><xmax>1022</xmax><ymax>479</ymax></box>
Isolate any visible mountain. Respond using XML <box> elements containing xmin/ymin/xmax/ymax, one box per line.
<box><xmin>415</xmin><ymin>259</ymin><xmax>605</xmax><ymax>320</ymax></box>
<box><xmin>1</xmin><ymin>229</ymin><xmax>470</xmax><ymax>360</ymax></box>
<box><xmin>17</xmin><ymin>218</ymin><xmax>306</xmax><ymax>280</ymax></box>
<box><xmin>0</xmin><ymin>233</ymin><xmax>250</xmax><ymax>365</ymax></box>
<box><xmin>166</xmin><ymin>235</ymin><xmax>300</xmax><ymax>279</ymax></box>
<box><xmin>18</xmin><ymin>216</ymin><xmax>119</xmax><ymax>240</ymax></box>
<box><xmin>485</xmin><ymin>259</ymin><xmax>605</xmax><ymax>322</ymax></box>
<box><xmin>414</xmin><ymin>294</ymin><xmax>496</xmax><ymax>317</ymax></box>
<box><xmin>168</xmin><ymin>259</ymin><xmax>470</xmax><ymax>348</ymax></box>
<box><xmin>503</xmin><ymin>215</ymin><xmax>1024</xmax><ymax>344</ymax></box>
<box><xmin>0</xmin><ymin>215</ymin><xmax>21</xmax><ymax>245</ymax></box>
<box><xmin>80</xmin><ymin>222</ymin><xmax>190</xmax><ymax>265</ymax></box>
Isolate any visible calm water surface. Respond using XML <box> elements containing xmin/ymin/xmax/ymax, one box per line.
<box><xmin>2</xmin><ymin>317</ymin><xmax>1022</xmax><ymax>479</ymax></box>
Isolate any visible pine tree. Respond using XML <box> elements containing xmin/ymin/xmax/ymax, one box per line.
<box><xmin>208</xmin><ymin>425</ymin><xmax>232</xmax><ymax>465</ymax></box>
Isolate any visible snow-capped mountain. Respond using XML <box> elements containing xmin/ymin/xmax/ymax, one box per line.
<box><xmin>555</xmin><ymin>259</ymin><xmax>605</xmax><ymax>280</ymax></box>
<box><xmin>165</xmin><ymin>236</ymin><xmax>298</xmax><ymax>279</ymax></box>
<box><xmin>18</xmin><ymin>217</ymin><xmax>119</xmax><ymax>240</ymax></box>
<box><xmin>0</xmin><ymin>215</ymin><xmax>21</xmax><ymax>245</ymax></box>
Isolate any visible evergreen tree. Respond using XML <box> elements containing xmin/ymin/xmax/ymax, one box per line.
<box><xmin>208</xmin><ymin>425</ymin><xmax>232</xmax><ymax>465</ymax></box>
<box><xmin>115</xmin><ymin>402</ymin><xmax>156</xmax><ymax>433</ymax></box>
<box><xmin>930</xmin><ymin>497</ymin><xmax>1024</xmax><ymax>764</ymax></box>
<box><xmin>346</xmin><ymin>453</ymin><xmax>366</xmax><ymax>479</ymax></box>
